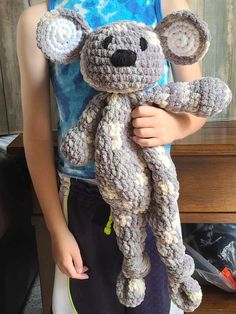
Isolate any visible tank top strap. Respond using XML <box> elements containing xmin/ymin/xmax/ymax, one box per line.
<box><xmin>48</xmin><ymin>0</ymin><xmax>54</xmax><ymax>11</ymax></box>
<box><xmin>155</xmin><ymin>0</ymin><xmax>164</xmax><ymax>22</ymax></box>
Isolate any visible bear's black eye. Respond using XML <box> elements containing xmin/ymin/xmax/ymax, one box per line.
<box><xmin>102</xmin><ymin>35</ymin><xmax>113</xmax><ymax>49</ymax></box>
<box><xmin>140</xmin><ymin>37</ymin><xmax>148</xmax><ymax>51</ymax></box>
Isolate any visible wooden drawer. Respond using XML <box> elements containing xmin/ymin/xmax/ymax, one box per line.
<box><xmin>174</xmin><ymin>155</ymin><xmax>236</xmax><ymax>223</ymax></box>
<box><xmin>193</xmin><ymin>286</ymin><xmax>236</xmax><ymax>314</ymax></box>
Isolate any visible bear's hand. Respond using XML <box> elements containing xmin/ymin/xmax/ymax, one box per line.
<box><xmin>130</xmin><ymin>77</ymin><xmax>232</xmax><ymax>117</ymax></box>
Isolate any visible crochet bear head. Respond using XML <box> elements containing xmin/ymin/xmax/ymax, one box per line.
<box><xmin>37</xmin><ymin>9</ymin><xmax>210</xmax><ymax>93</ymax></box>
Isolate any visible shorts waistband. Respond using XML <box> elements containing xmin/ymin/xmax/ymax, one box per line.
<box><xmin>58</xmin><ymin>171</ymin><xmax>100</xmax><ymax>195</ymax></box>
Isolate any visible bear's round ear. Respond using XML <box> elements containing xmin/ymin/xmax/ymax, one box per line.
<box><xmin>36</xmin><ymin>8</ymin><xmax>91</xmax><ymax>63</ymax></box>
<box><xmin>155</xmin><ymin>10</ymin><xmax>211</xmax><ymax>65</ymax></box>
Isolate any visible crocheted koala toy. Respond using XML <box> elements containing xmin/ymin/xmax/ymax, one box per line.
<box><xmin>36</xmin><ymin>8</ymin><xmax>232</xmax><ymax>312</ymax></box>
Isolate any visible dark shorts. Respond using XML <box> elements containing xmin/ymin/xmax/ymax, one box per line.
<box><xmin>64</xmin><ymin>177</ymin><xmax>170</xmax><ymax>314</ymax></box>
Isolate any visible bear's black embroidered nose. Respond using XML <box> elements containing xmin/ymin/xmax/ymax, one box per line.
<box><xmin>111</xmin><ymin>49</ymin><xmax>137</xmax><ymax>67</ymax></box>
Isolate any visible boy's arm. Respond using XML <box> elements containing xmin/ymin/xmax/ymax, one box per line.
<box><xmin>132</xmin><ymin>0</ymin><xmax>208</xmax><ymax>147</ymax></box>
<box><xmin>17</xmin><ymin>3</ymin><xmax>88</xmax><ymax>279</ymax></box>
<box><xmin>163</xmin><ymin>0</ymin><xmax>208</xmax><ymax>134</ymax></box>
<box><xmin>17</xmin><ymin>3</ymin><xmax>67</xmax><ymax>238</ymax></box>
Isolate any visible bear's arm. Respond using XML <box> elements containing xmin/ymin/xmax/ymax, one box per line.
<box><xmin>129</xmin><ymin>77</ymin><xmax>232</xmax><ymax>117</ymax></box>
<box><xmin>60</xmin><ymin>93</ymin><xmax>107</xmax><ymax>166</ymax></box>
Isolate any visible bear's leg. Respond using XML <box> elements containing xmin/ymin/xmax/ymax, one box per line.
<box><xmin>111</xmin><ymin>209</ymin><xmax>151</xmax><ymax>308</ymax></box>
<box><xmin>142</xmin><ymin>146</ymin><xmax>202</xmax><ymax>312</ymax></box>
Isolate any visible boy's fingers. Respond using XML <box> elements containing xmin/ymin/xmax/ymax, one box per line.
<box><xmin>132</xmin><ymin>117</ymin><xmax>157</xmax><ymax>128</ymax></box>
<box><xmin>71</xmin><ymin>252</ymin><xmax>88</xmax><ymax>274</ymax></box>
<box><xmin>71</xmin><ymin>252</ymin><xmax>89</xmax><ymax>274</ymax></box>
<box><xmin>133</xmin><ymin>136</ymin><xmax>163</xmax><ymax>147</ymax></box>
<box><xmin>133</xmin><ymin>127</ymin><xmax>155</xmax><ymax>138</ymax></box>
<box><xmin>72</xmin><ymin>256</ymin><xmax>83</xmax><ymax>274</ymax></box>
<box><xmin>131</xmin><ymin>106</ymin><xmax>159</xmax><ymax>118</ymax></box>
<box><xmin>66</xmin><ymin>262</ymin><xmax>89</xmax><ymax>280</ymax></box>
<box><xmin>82</xmin><ymin>266</ymin><xmax>89</xmax><ymax>272</ymax></box>
<box><xmin>58</xmin><ymin>255</ymin><xmax>89</xmax><ymax>279</ymax></box>
<box><xmin>71</xmin><ymin>271</ymin><xmax>89</xmax><ymax>280</ymax></box>
<box><xmin>74</xmin><ymin>265</ymin><xmax>89</xmax><ymax>274</ymax></box>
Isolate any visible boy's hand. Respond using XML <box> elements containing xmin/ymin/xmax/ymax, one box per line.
<box><xmin>51</xmin><ymin>226</ymin><xmax>89</xmax><ymax>280</ymax></box>
<box><xmin>131</xmin><ymin>106</ymin><xmax>189</xmax><ymax>147</ymax></box>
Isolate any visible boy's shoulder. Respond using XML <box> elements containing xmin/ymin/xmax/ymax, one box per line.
<box><xmin>18</xmin><ymin>1</ymin><xmax>48</xmax><ymax>28</ymax></box>
<box><xmin>17</xmin><ymin>2</ymin><xmax>49</xmax><ymax>65</ymax></box>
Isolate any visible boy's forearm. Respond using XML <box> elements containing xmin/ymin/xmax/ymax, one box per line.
<box><xmin>173</xmin><ymin>112</ymin><xmax>207</xmax><ymax>140</ymax></box>
<box><xmin>171</xmin><ymin>62</ymin><xmax>202</xmax><ymax>83</ymax></box>
<box><xmin>17</xmin><ymin>3</ymin><xmax>68</xmax><ymax>237</ymax></box>
<box><xmin>24</xmin><ymin>136</ymin><xmax>68</xmax><ymax>236</ymax></box>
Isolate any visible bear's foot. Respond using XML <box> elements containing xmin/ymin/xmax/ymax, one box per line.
<box><xmin>116</xmin><ymin>272</ymin><xmax>146</xmax><ymax>307</ymax></box>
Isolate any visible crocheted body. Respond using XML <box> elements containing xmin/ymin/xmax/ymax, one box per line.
<box><xmin>95</xmin><ymin>94</ymin><xmax>151</xmax><ymax>213</ymax></box>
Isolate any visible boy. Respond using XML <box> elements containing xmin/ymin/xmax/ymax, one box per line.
<box><xmin>17</xmin><ymin>0</ymin><xmax>207</xmax><ymax>313</ymax></box>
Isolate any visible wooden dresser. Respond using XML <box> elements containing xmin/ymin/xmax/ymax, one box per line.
<box><xmin>7</xmin><ymin>121</ymin><xmax>236</xmax><ymax>313</ymax></box>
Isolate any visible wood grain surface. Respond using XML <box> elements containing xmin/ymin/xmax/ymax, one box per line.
<box><xmin>194</xmin><ymin>286</ymin><xmax>236</xmax><ymax>314</ymax></box>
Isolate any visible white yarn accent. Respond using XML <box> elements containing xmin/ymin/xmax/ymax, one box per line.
<box><xmin>135</xmin><ymin>173</ymin><xmax>149</xmax><ymax>187</ymax></box>
<box><xmin>158</xmin><ymin>154</ymin><xmax>171</xmax><ymax>168</ymax></box>
<box><xmin>38</xmin><ymin>16</ymin><xmax>82</xmax><ymax>62</ymax></box>
<box><xmin>118</xmin><ymin>214</ymin><xmax>132</xmax><ymax>227</ymax></box>
<box><xmin>108</xmin><ymin>122</ymin><xmax>124</xmax><ymax>150</ymax></box>
<box><xmin>129</xmin><ymin>278</ymin><xmax>146</xmax><ymax>294</ymax></box>
<box><xmin>165</xmin><ymin>21</ymin><xmax>200</xmax><ymax>57</ymax></box>
<box><xmin>159</xmin><ymin>180</ymin><xmax>176</xmax><ymax>195</ymax></box>
<box><xmin>189</xmin><ymin>291</ymin><xmax>202</xmax><ymax>303</ymax></box>
<box><xmin>146</xmin><ymin>30</ymin><xmax>162</xmax><ymax>47</ymax></box>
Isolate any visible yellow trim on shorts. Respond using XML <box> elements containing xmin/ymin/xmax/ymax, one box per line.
<box><xmin>63</xmin><ymin>178</ymin><xmax>78</xmax><ymax>313</ymax></box>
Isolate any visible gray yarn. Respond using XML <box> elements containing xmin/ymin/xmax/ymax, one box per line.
<box><xmin>130</xmin><ymin>77</ymin><xmax>232</xmax><ymax>117</ymax></box>
<box><xmin>37</xmin><ymin>8</ymin><xmax>232</xmax><ymax>312</ymax></box>
<box><xmin>155</xmin><ymin>10</ymin><xmax>211</xmax><ymax>65</ymax></box>
<box><xmin>61</xmin><ymin>93</ymin><xmax>107</xmax><ymax>165</ymax></box>
<box><xmin>80</xmin><ymin>22</ymin><xmax>165</xmax><ymax>93</ymax></box>
<box><xmin>36</xmin><ymin>8</ymin><xmax>91</xmax><ymax>63</ymax></box>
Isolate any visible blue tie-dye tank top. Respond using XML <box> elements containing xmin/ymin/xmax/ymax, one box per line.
<box><xmin>48</xmin><ymin>0</ymin><xmax>171</xmax><ymax>180</ymax></box>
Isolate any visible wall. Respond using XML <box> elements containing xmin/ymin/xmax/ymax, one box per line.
<box><xmin>188</xmin><ymin>0</ymin><xmax>236</xmax><ymax>121</ymax></box>
<box><xmin>0</xmin><ymin>0</ymin><xmax>57</xmax><ymax>135</ymax></box>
